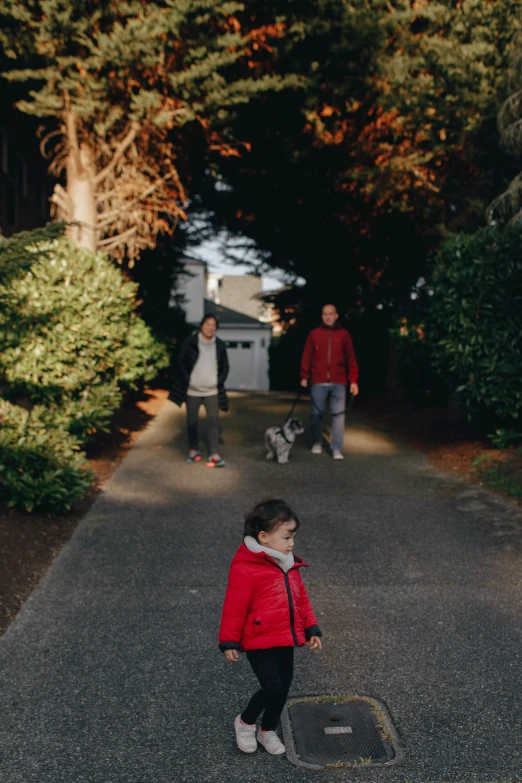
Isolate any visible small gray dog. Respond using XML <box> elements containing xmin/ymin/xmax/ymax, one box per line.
<box><xmin>265</xmin><ymin>417</ymin><xmax>304</xmax><ymax>464</ymax></box>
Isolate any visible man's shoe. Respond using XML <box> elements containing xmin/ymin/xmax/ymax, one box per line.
<box><xmin>186</xmin><ymin>449</ymin><xmax>202</xmax><ymax>463</ymax></box>
<box><xmin>234</xmin><ymin>715</ymin><xmax>257</xmax><ymax>753</ymax></box>
<box><xmin>333</xmin><ymin>450</ymin><xmax>344</xmax><ymax>460</ymax></box>
<box><xmin>206</xmin><ymin>454</ymin><xmax>226</xmax><ymax>468</ymax></box>
<box><xmin>257</xmin><ymin>729</ymin><xmax>286</xmax><ymax>755</ymax></box>
<box><xmin>311</xmin><ymin>444</ymin><xmax>322</xmax><ymax>455</ymax></box>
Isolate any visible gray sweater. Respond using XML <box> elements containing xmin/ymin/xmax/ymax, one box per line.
<box><xmin>187</xmin><ymin>333</ymin><xmax>218</xmax><ymax>397</ymax></box>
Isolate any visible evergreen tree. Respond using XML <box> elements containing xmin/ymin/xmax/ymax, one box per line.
<box><xmin>0</xmin><ymin>1</ymin><xmax>297</xmax><ymax>262</ymax></box>
<box><xmin>202</xmin><ymin>0</ymin><xmax>519</xmax><ymax>308</ymax></box>
<box><xmin>487</xmin><ymin>21</ymin><xmax>522</xmax><ymax>224</ymax></box>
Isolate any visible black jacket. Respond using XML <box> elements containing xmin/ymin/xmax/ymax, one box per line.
<box><xmin>169</xmin><ymin>332</ymin><xmax>230</xmax><ymax>412</ymax></box>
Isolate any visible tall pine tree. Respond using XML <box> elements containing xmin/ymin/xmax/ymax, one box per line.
<box><xmin>201</xmin><ymin>0</ymin><xmax>519</xmax><ymax>306</ymax></box>
<box><xmin>487</xmin><ymin>20</ymin><xmax>522</xmax><ymax>224</ymax></box>
<box><xmin>0</xmin><ymin>1</ymin><xmax>297</xmax><ymax>261</ymax></box>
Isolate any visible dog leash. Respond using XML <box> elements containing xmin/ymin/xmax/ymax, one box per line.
<box><xmin>277</xmin><ymin>388</ymin><xmax>354</xmax><ymax>448</ymax></box>
<box><xmin>275</xmin><ymin>390</ymin><xmax>304</xmax><ymax>443</ymax></box>
<box><xmin>285</xmin><ymin>389</ymin><xmax>303</xmax><ymax>422</ymax></box>
<box><xmin>309</xmin><ymin>390</ymin><xmax>354</xmax><ymax>419</ymax></box>
<box><xmin>280</xmin><ymin>388</ymin><xmax>353</xmax><ymax>441</ymax></box>
<box><xmin>286</xmin><ymin>388</ymin><xmax>354</xmax><ymax>420</ymax></box>
<box><xmin>283</xmin><ymin>388</ymin><xmax>354</xmax><ymax>422</ymax></box>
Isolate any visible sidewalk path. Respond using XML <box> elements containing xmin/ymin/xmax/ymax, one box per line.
<box><xmin>1</xmin><ymin>393</ymin><xmax>522</xmax><ymax>783</ymax></box>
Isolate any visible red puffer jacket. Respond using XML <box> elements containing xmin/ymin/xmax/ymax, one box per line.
<box><xmin>218</xmin><ymin>543</ymin><xmax>322</xmax><ymax>652</ymax></box>
<box><xmin>300</xmin><ymin>323</ymin><xmax>358</xmax><ymax>385</ymax></box>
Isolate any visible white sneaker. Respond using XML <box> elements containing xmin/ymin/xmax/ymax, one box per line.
<box><xmin>234</xmin><ymin>715</ymin><xmax>257</xmax><ymax>753</ymax></box>
<box><xmin>311</xmin><ymin>444</ymin><xmax>322</xmax><ymax>454</ymax></box>
<box><xmin>333</xmin><ymin>450</ymin><xmax>344</xmax><ymax>460</ymax></box>
<box><xmin>257</xmin><ymin>729</ymin><xmax>286</xmax><ymax>755</ymax></box>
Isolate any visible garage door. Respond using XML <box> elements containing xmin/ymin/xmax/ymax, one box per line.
<box><xmin>225</xmin><ymin>341</ymin><xmax>255</xmax><ymax>389</ymax></box>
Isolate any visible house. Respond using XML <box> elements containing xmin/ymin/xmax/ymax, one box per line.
<box><xmin>206</xmin><ymin>272</ymin><xmax>264</xmax><ymax>320</ymax></box>
<box><xmin>172</xmin><ymin>258</ymin><xmax>272</xmax><ymax>391</ymax></box>
<box><xmin>0</xmin><ymin>97</ymin><xmax>51</xmax><ymax>237</ymax></box>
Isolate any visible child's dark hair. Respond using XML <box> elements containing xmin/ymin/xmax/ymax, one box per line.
<box><xmin>244</xmin><ymin>498</ymin><xmax>300</xmax><ymax>540</ymax></box>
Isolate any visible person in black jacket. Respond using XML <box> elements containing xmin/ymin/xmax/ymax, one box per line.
<box><xmin>169</xmin><ymin>314</ymin><xmax>229</xmax><ymax>467</ymax></box>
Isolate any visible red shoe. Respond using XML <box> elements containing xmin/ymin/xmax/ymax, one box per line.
<box><xmin>206</xmin><ymin>454</ymin><xmax>226</xmax><ymax>468</ymax></box>
<box><xmin>186</xmin><ymin>449</ymin><xmax>202</xmax><ymax>463</ymax></box>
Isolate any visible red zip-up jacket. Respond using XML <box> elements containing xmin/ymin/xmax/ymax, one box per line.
<box><xmin>218</xmin><ymin>543</ymin><xmax>322</xmax><ymax>652</ymax></box>
<box><xmin>300</xmin><ymin>323</ymin><xmax>358</xmax><ymax>385</ymax></box>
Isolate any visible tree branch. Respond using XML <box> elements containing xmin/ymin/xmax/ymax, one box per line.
<box><xmin>39</xmin><ymin>128</ymin><xmax>64</xmax><ymax>160</ymax></box>
<box><xmin>411</xmin><ymin>167</ymin><xmax>440</xmax><ymax>193</ymax></box>
<box><xmin>54</xmin><ymin>183</ymin><xmax>71</xmax><ymax>205</ymax></box>
<box><xmin>97</xmin><ymin>226</ymin><xmax>137</xmax><ymax>248</ymax></box>
<box><xmin>51</xmin><ymin>193</ymin><xmax>70</xmax><ymax>214</ymax></box>
<box><xmin>94</xmin><ymin>122</ymin><xmax>140</xmax><ymax>186</ymax></box>
<box><xmin>50</xmin><ymin>184</ymin><xmax>71</xmax><ymax>216</ymax></box>
<box><xmin>97</xmin><ymin>171</ymin><xmax>177</xmax><ymax>227</ymax></box>
<box><xmin>96</xmin><ymin>189</ymin><xmax>119</xmax><ymax>204</ymax></box>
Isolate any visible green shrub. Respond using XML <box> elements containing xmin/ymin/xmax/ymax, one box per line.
<box><xmin>430</xmin><ymin>227</ymin><xmax>522</xmax><ymax>424</ymax></box>
<box><xmin>0</xmin><ymin>230</ymin><xmax>169</xmax><ymax>441</ymax></box>
<box><xmin>0</xmin><ymin>226</ymin><xmax>169</xmax><ymax>512</ymax></box>
<box><xmin>392</xmin><ymin>319</ymin><xmax>449</xmax><ymax>406</ymax></box>
<box><xmin>488</xmin><ymin>427</ymin><xmax>522</xmax><ymax>449</ymax></box>
<box><xmin>396</xmin><ymin>226</ymin><xmax>522</xmax><ymax>431</ymax></box>
<box><xmin>0</xmin><ymin>400</ymin><xmax>93</xmax><ymax>514</ymax></box>
<box><xmin>118</xmin><ymin>318</ymin><xmax>171</xmax><ymax>390</ymax></box>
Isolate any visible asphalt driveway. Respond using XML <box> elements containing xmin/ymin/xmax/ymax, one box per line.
<box><xmin>1</xmin><ymin>393</ymin><xmax>522</xmax><ymax>783</ymax></box>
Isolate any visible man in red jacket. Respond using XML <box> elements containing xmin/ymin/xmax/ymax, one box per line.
<box><xmin>300</xmin><ymin>304</ymin><xmax>359</xmax><ymax>460</ymax></box>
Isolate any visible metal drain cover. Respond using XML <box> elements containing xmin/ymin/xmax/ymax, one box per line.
<box><xmin>281</xmin><ymin>695</ymin><xmax>403</xmax><ymax>770</ymax></box>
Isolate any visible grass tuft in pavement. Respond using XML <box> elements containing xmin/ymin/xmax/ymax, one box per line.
<box><xmin>474</xmin><ymin>448</ymin><xmax>522</xmax><ymax>499</ymax></box>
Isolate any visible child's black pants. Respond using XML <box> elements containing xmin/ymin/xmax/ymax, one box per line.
<box><xmin>241</xmin><ymin>646</ymin><xmax>294</xmax><ymax>731</ymax></box>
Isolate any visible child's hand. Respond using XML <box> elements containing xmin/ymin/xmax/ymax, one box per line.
<box><xmin>306</xmin><ymin>636</ymin><xmax>322</xmax><ymax>651</ymax></box>
<box><xmin>225</xmin><ymin>649</ymin><xmax>239</xmax><ymax>662</ymax></box>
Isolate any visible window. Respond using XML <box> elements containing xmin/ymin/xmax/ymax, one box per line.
<box><xmin>225</xmin><ymin>340</ymin><xmax>253</xmax><ymax>349</ymax></box>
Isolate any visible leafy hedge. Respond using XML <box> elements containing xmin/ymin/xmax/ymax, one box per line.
<box><xmin>0</xmin><ymin>226</ymin><xmax>169</xmax><ymax>513</ymax></box>
<box><xmin>0</xmin><ymin>401</ymin><xmax>92</xmax><ymax>514</ymax></box>
<box><xmin>395</xmin><ymin>226</ymin><xmax>522</xmax><ymax>439</ymax></box>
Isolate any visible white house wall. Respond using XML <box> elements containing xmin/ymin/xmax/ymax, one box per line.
<box><xmin>217</xmin><ymin>326</ymin><xmax>271</xmax><ymax>391</ymax></box>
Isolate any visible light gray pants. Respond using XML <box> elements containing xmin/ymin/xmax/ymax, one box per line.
<box><xmin>186</xmin><ymin>394</ymin><xmax>219</xmax><ymax>455</ymax></box>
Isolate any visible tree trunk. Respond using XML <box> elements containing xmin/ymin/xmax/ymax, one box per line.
<box><xmin>65</xmin><ymin>143</ymin><xmax>98</xmax><ymax>252</ymax></box>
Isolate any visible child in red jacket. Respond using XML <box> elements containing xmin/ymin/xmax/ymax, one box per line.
<box><xmin>219</xmin><ymin>498</ymin><xmax>323</xmax><ymax>756</ymax></box>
